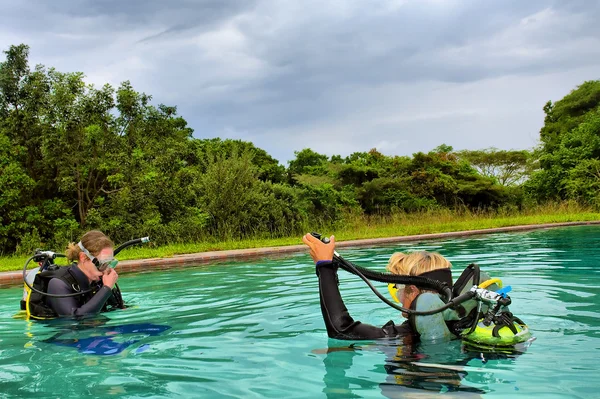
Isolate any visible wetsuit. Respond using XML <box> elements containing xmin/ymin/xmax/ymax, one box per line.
<box><xmin>46</xmin><ymin>264</ymin><xmax>114</xmax><ymax>317</ymax></box>
<box><xmin>316</xmin><ymin>260</ymin><xmax>414</xmax><ymax>340</ymax></box>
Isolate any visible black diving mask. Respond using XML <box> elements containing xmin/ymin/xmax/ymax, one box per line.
<box><xmin>78</xmin><ymin>242</ymin><xmax>119</xmax><ymax>271</ymax></box>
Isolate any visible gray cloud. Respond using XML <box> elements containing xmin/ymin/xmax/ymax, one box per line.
<box><xmin>1</xmin><ymin>0</ymin><xmax>599</xmax><ymax>163</ymax></box>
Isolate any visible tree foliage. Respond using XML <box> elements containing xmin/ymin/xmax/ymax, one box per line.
<box><xmin>457</xmin><ymin>148</ymin><xmax>532</xmax><ymax>186</ymax></box>
<box><xmin>526</xmin><ymin>81</ymin><xmax>600</xmax><ymax>206</ymax></box>
<box><xmin>0</xmin><ymin>43</ymin><xmax>595</xmax><ymax>254</ymax></box>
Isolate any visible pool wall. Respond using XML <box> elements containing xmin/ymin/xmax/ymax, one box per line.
<box><xmin>2</xmin><ymin>220</ymin><xmax>599</xmax><ymax>288</ymax></box>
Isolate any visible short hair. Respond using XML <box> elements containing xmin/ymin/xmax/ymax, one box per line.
<box><xmin>386</xmin><ymin>251</ymin><xmax>451</xmax><ymax>276</ymax></box>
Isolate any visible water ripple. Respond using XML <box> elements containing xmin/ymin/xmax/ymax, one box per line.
<box><xmin>0</xmin><ymin>225</ymin><xmax>598</xmax><ymax>398</ymax></box>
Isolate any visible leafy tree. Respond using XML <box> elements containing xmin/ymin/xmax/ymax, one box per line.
<box><xmin>527</xmin><ymin>107</ymin><xmax>600</xmax><ymax>205</ymax></box>
<box><xmin>540</xmin><ymin>81</ymin><xmax>600</xmax><ymax>154</ymax></box>
<box><xmin>41</xmin><ymin>74</ymin><xmax>121</xmax><ymax>225</ymax></box>
<box><xmin>0</xmin><ymin>131</ymin><xmax>35</xmax><ymax>251</ymax></box>
<box><xmin>198</xmin><ymin>147</ymin><xmax>263</xmax><ymax>238</ymax></box>
<box><xmin>526</xmin><ymin>81</ymin><xmax>600</xmax><ymax>205</ymax></box>
<box><xmin>195</xmin><ymin>138</ymin><xmax>285</xmax><ymax>183</ymax></box>
<box><xmin>357</xmin><ymin>177</ymin><xmax>432</xmax><ymax>214</ymax></box>
<box><xmin>287</xmin><ymin>148</ymin><xmax>329</xmax><ymax>180</ymax></box>
<box><xmin>457</xmin><ymin>148</ymin><xmax>532</xmax><ymax>186</ymax></box>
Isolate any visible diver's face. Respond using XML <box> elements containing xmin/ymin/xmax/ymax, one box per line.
<box><xmin>79</xmin><ymin>247</ymin><xmax>114</xmax><ymax>282</ymax></box>
<box><xmin>401</xmin><ymin>285</ymin><xmax>420</xmax><ymax>319</ymax></box>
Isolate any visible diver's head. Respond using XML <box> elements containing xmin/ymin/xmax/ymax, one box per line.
<box><xmin>386</xmin><ymin>251</ymin><xmax>451</xmax><ymax>276</ymax></box>
<box><xmin>66</xmin><ymin>230</ymin><xmax>115</xmax><ymax>282</ymax></box>
<box><xmin>386</xmin><ymin>251</ymin><xmax>452</xmax><ymax>318</ymax></box>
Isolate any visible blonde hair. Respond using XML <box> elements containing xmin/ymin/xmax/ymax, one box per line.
<box><xmin>66</xmin><ymin>230</ymin><xmax>114</xmax><ymax>262</ymax></box>
<box><xmin>386</xmin><ymin>251</ymin><xmax>451</xmax><ymax>276</ymax></box>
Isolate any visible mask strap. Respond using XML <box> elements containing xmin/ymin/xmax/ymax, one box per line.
<box><xmin>78</xmin><ymin>241</ymin><xmax>100</xmax><ymax>268</ymax></box>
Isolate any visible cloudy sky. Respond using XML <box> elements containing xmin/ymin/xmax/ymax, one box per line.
<box><xmin>1</xmin><ymin>0</ymin><xmax>599</xmax><ymax>164</ymax></box>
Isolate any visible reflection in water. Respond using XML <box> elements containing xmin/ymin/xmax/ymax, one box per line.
<box><xmin>29</xmin><ymin>316</ymin><xmax>171</xmax><ymax>356</ymax></box>
<box><xmin>319</xmin><ymin>336</ymin><xmax>531</xmax><ymax>398</ymax></box>
<box><xmin>44</xmin><ymin>322</ymin><xmax>170</xmax><ymax>355</ymax></box>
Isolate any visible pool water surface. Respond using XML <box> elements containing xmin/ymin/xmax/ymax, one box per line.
<box><xmin>0</xmin><ymin>225</ymin><xmax>599</xmax><ymax>398</ymax></box>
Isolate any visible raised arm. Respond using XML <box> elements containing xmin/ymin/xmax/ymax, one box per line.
<box><xmin>303</xmin><ymin>233</ymin><xmax>411</xmax><ymax>340</ymax></box>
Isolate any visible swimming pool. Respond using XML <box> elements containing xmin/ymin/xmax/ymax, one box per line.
<box><xmin>1</xmin><ymin>225</ymin><xmax>598</xmax><ymax>398</ymax></box>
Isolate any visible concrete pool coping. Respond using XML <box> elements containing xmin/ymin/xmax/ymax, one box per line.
<box><xmin>3</xmin><ymin>220</ymin><xmax>600</xmax><ymax>289</ymax></box>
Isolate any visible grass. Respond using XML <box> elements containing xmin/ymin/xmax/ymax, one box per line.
<box><xmin>2</xmin><ymin>203</ymin><xmax>600</xmax><ymax>273</ymax></box>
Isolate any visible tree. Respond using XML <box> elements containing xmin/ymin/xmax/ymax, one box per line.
<box><xmin>457</xmin><ymin>148</ymin><xmax>532</xmax><ymax>186</ymax></box>
<box><xmin>526</xmin><ymin>81</ymin><xmax>600</xmax><ymax>205</ymax></box>
<box><xmin>527</xmin><ymin>108</ymin><xmax>600</xmax><ymax>205</ymax></box>
<box><xmin>287</xmin><ymin>148</ymin><xmax>329</xmax><ymax>179</ymax></box>
<box><xmin>195</xmin><ymin>138</ymin><xmax>285</xmax><ymax>183</ymax></box>
<box><xmin>40</xmin><ymin>71</ymin><xmax>121</xmax><ymax>225</ymax></box>
<box><xmin>540</xmin><ymin>81</ymin><xmax>600</xmax><ymax>154</ymax></box>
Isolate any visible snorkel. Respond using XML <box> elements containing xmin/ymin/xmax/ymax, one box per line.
<box><xmin>22</xmin><ymin>236</ymin><xmax>150</xmax><ymax>299</ymax></box>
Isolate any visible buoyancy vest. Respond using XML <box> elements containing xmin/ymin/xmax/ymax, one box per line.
<box><xmin>22</xmin><ymin>264</ymin><xmax>124</xmax><ymax>319</ymax></box>
<box><xmin>407</xmin><ymin>264</ymin><xmax>532</xmax><ymax>348</ymax></box>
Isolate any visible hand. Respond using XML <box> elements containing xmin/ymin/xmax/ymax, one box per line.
<box><xmin>302</xmin><ymin>233</ymin><xmax>336</xmax><ymax>263</ymax></box>
<box><xmin>102</xmin><ymin>268</ymin><xmax>119</xmax><ymax>289</ymax></box>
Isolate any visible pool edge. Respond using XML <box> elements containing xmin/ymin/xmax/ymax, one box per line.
<box><xmin>3</xmin><ymin>220</ymin><xmax>600</xmax><ymax>289</ymax></box>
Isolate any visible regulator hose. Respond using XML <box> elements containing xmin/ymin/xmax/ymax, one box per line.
<box><xmin>22</xmin><ymin>236</ymin><xmax>151</xmax><ymax>299</ymax></box>
<box><xmin>311</xmin><ymin>232</ymin><xmax>459</xmax><ymax>316</ymax></box>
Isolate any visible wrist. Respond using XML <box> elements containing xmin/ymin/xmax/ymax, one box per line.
<box><xmin>316</xmin><ymin>260</ymin><xmax>333</xmax><ymax>267</ymax></box>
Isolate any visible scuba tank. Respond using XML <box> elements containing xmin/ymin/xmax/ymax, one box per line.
<box><xmin>408</xmin><ymin>265</ymin><xmax>532</xmax><ymax>348</ymax></box>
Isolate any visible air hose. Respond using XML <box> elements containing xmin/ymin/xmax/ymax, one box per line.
<box><xmin>23</xmin><ymin>236</ymin><xmax>151</xmax><ymax>298</ymax></box>
<box><xmin>311</xmin><ymin>232</ymin><xmax>474</xmax><ymax>316</ymax></box>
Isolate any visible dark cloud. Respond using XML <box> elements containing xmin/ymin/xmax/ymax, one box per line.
<box><xmin>1</xmin><ymin>0</ymin><xmax>599</xmax><ymax>163</ymax></box>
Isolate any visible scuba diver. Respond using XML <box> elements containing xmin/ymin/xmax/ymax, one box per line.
<box><xmin>21</xmin><ymin>230</ymin><xmax>140</xmax><ymax>319</ymax></box>
<box><xmin>302</xmin><ymin>233</ymin><xmax>532</xmax><ymax>346</ymax></box>
<box><xmin>19</xmin><ymin>231</ymin><xmax>169</xmax><ymax>354</ymax></box>
<box><xmin>303</xmin><ymin>232</ymin><xmax>533</xmax><ymax>397</ymax></box>
<box><xmin>304</xmin><ymin>233</ymin><xmax>449</xmax><ymax>339</ymax></box>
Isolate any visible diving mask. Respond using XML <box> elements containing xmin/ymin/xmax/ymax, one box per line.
<box><xmin>78</xmin><ymin>242</ymin><xmax>119</xmax><ymax>271</ymax></box>
<box><xmin>387</xmin><ymin>283</ymin><xmax>405</xmax><ymax>304</ymax></box>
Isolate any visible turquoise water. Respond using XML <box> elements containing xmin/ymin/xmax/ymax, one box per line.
<box><xmin>1</xmin><ymin>225</ymin><xmax>599</xmax><ymax>398</ymax></box>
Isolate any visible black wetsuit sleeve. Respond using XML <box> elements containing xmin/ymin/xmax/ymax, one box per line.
<box><xmin>316</xmin><ymin>261</ymin><xmax>412</xmax><ymax>340</ymax></box>
<box><xmin>46</xmin><ymin>278</ymin><xmax>113</xmax><ymax>317</ymax></box>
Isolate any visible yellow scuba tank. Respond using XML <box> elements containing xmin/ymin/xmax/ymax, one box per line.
<box><xmin>458</xmin><ymin>282</ymin><xmax>532</xmax><ymax>348</ymax></box>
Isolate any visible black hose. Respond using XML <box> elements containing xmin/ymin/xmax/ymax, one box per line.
<box><xmin>333</xmin><ymin>256</ymin><xmax>453</xmax><ymax>302</ymax></box>
<box><xmin>22</xmin><ymin>255</ymin><xmax>96</xmax><ymax>298</ymax></box>
<box><xmin>114</xmin><ymin>236</ymin><xmax>150</xmax><ymax>256</ymax></box>
<box><xmin>332</xmin><ymin>254</ymin><xmax>465</xmax><ymax>316</ymax></box>
<box><xmin>310</xmin><ymin>232</ymin><xmax>459</xmax><ymax>316</ymax></box>
<box><xmin>23</xmin><ymin>236</ymin><xmax>150</xmax><ymax>299</ymax></box>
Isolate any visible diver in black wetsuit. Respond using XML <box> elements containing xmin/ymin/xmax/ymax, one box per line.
<box><xmin>32</xmin><ymin>230</ymin><xmax>120</xmax><ymax>318</ymax></box>
<box><xmin>302</xmin><ymin>233</ymin><xmax>453</xmax><ymax>340</ymax></box>
<box><xmin>303</xmin><ymin>233</ymin><xmax>487</xmax><ymax>397</ymax></box>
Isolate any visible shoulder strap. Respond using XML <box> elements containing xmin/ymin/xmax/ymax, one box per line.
<box><xmin>452</xmin><ymin>263</ymin><xmax>480</xmax><ymax>298</ymax></box>
<box><xmin>27</xmin><ymin>267</ymin><xmax>72</xmax><ymax>319</ymax></box>
<box><xmin>27</xmin><ymin>265</ymin><xmax>87</xmax><ymax>319</ymax></box>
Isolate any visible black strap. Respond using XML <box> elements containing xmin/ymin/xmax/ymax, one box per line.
<box><xmin>418</xmin><ymin>269</ymin><xmax>453</xmax><ymax>289</ymax></box>
<box><xmin>452</xmin><ymin>263</ymin><xmax>480</xmax><ymax>298</ymax></box>
<box><xmin>492</xmin><ymin>312</ymin><xmax>519</xmax><ymax>337</ymax></box>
